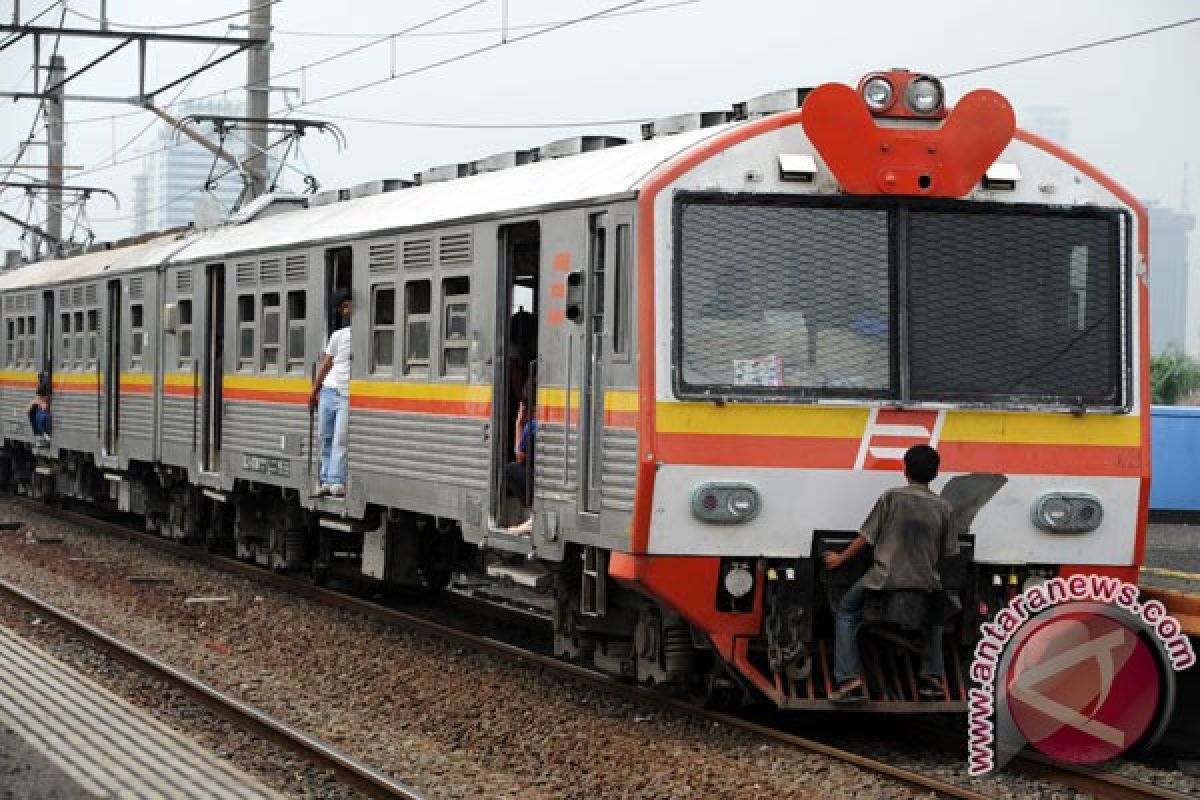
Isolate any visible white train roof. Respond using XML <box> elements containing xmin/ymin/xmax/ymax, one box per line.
<box><xmin>0</xmin><ymin>123</ymin><xmax>728</xmax><ymax>291</ymax></box>
<box><xmin>172</xmin><ymin>123</ymin><xmax>724</xmax><ymax>264</ymax></box>
<box><xmin>0</xmin><ymin>231</ymin><xmax>192</xmax><ymax>292</ymax></box>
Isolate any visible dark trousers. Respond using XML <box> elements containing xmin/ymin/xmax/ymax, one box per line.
<box><xmin>28</xmin><ymin>407</ymin><xmax>51</xmax><ymax>436</ymax></box>
<box><xmin>504</xmin><ymin>460</ymin><xmax>529</xmax><ymax>503</ymax></box>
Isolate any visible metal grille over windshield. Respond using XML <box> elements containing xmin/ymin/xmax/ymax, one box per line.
<box><xmin>674</xmin><ymin>196</ymin><xmax>1127</xmax><ymax>408</ymax></box>
<box><xmin>907</xmin><ymin>211</ymin><xmax>1122</xmax><ymax>404</ymax></box>
<box><xmin>677</xmin><ymin>203</ymin><xmax>892</xmax><ymax>396</ymax></box>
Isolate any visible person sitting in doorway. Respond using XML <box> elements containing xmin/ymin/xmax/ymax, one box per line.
<box><xmin>822</xmin><ymin>444</ymin><xmax>958</xmax><ymax>703</ymax></box>
<box><xmin>308</xmin><ymin>290</ymin><xmax>353</xmax><ymax>498</ymax></box>
<box><xmin>28</xmin><ymin>371</ymin><xmax>51</xmax><ymax>445</ymax></box>
<box><xmin>504</xmin><ymin>376</ymin><xmax>537</xmax><ymax>506</ymax></box>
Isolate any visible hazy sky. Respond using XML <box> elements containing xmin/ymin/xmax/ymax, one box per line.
<box><xmin>1</xmin><ymin>0</ymin><xmax>1197</xmax><ymax>253</ymax></box>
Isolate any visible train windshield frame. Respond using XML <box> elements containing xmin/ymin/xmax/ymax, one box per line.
<box><xmin>671</xmin><ymin>192</ymin><xmax>1132</xmax><ymax>410</ymax></box>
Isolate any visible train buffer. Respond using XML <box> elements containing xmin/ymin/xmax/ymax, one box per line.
<box><xmin>0</xmin><ymin>624</ymin><xmax>284</xmax><ymax>800</ymax></box>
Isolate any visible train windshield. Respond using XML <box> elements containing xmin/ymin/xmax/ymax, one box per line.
<box><xmin>675</xmin><ymin>196</ymin><xmax>1127</xmax><ymax>408</ymax></box>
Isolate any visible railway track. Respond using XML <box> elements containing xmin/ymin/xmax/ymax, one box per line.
<box><xmin>0</xmin><ymin>553</ymin><xmax>424</xmax><ymax>800</ymax></box>
<box><xmin>10</xmin><ymin>498</ymin><xmax>1196</xmax><ymax>800</ymax></box>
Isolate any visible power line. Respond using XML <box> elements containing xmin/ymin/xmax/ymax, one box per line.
<box><xmin>0</xmin><ymin>0</ymin><xmax>63</xmax><ymax>48</ymax></box>
<box><xmin>942</xmin><ymin>15</ymin><xmax>1200</xmax><ymax>79</ymax></box>
<box><xmin>313</xmin><ymin>111</ymin><xmax>647</xmax><ymax>130</ymax></box>
<box><xmin>272</xmin><ymin>0</ymin><xmax>700</xmax><ymax>39</ymax></box>
<box><xmin>286</xmin><ymin>0</ymin><xmax>651</xmax><ymax>110</ymax></box>
<box><xmin>63</xmin><ymin>0</ymin><xmax>283</xmax><ymax>32</ymax></box>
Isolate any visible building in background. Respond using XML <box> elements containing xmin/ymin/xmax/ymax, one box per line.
<box><xmin>1021</xmin><ymin>105</ymin><xmax>1070</xmax><ymax>147</ymax></box>
<box><xmin>129</xmin><ymin>98</ymin><xmax>246</xmax><ymax>236</ymax></box>
<box><xmin>1148</xmin><ymin>203</ymin><xmax>1196</xmax><ymax>356</ymax></box>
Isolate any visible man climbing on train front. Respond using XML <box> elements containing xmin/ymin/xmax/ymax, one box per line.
<box><xmin>309</xmin><ymin>290</ymin><xmax>353</xmax><ymax>498</ymax></box>
<box><xmin>822</xmin><ymin>444</ymin><xmax>958</xmax><ymax>702</ymax></box>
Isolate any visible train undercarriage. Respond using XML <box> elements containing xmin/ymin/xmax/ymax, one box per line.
<box><xmin>2</xmin><ymin>444</ymin><xmax>1055</xmax><ymax>711</ymax></box>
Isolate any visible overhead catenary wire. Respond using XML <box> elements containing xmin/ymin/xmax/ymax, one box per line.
<box><xmin>941</xmin><ymin>15</ymin><xmax>1200</xmax><ymax>79</ymax></box>
<box><xmin>272</xmin><ymin>0</ymin><xmax>700</xmax><ymax>39</ymax></box>
<box><xmin>63</xmin><ymin>0</ymin><xmax>284</xmax><ymax>32</ymax></box>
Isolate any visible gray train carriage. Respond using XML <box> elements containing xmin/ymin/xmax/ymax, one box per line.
<box><xmin>0</xmin><ymin>235</ymin><xmax>187</xmax><ymax>501</ymax></box>
<box><xmin>160</xmin><ymin>135</ymin><xmax>682</xmax><ymax>577</ymax></box>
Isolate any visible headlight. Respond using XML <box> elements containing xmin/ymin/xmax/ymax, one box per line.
<box><xmin>723</xmin><ymin>562</ymin><xmax>755</xmax><ymax>598</ymax></box>
<box><xmin>862</xmin><ymin>76</ymin><xmax>894</xmax><ymax>111</ymax></box>
<box><xmin>1031</xmin><ymin>493</ymin><xmax>1104</xmax><ymax>533</ymax></box>
<box><xmin>905</xmin><ymin>75</ymin><xmax>944</xmax><ymax>115</ymax></box>
<box><xmin>691</xmin><ymin>482</ymin><xmax>761</xmax><ymax>523</ymax></box>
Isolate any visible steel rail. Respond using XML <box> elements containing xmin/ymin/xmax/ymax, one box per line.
<box><xmin>0</xmin><ymin>559</ymin><xmax>424</xmax><ymax>800</ymax></box>
<box><xmin>13</xmin><ymin>499</ymin><xmax>1196</xmax><ymax>800</ymax></box>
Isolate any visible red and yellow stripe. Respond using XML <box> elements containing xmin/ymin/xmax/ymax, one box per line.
<box><xmin>0</xmin><ymin>370</ymin><xmax>38</xmax><ymax>390</ymax></box>
<box><xmin>223</xmin><ymin>374</ymin><xmax>310</xmax><ymax>405</ymax></box>
<box><xmin>537</xmin><ymin>388</ymin><xmax>638</xmax><ymax>429</ymax></box>
<box><xmin>653</xmin><ymin>402</ymin><xmax>1142</xmax><ymax>476</ymax></box>
<box><xmin>164</xmin><ymin>373</ymin><xmax>199</xmax><ymax>398</ymax></box>
<box><xmin>349</xmin><ymin>381</ymin><xmax>491</xmax><ymax>418</ymax></box>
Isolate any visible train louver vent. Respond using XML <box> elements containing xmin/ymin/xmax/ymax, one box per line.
<box><xmin>235</xmin><ymin>261</ymin><xmax>256</xmax><ymax>287</ymax></box>
<box><xmin>71</xmin><ymin>286</ymin><xmax>83</xmax><ymax>305</ymax></box>
<box><xmin>176</xmin><ymin>270</ymin><xmax>193</xmax><ymax>294</ymax></box>
<box><xmin>369</xmin><ymin>242</ymin><xmax>397</xmax><ymax>275</ymax></box>
<box><xmin>85</xmin><ymin>285</ymin><xmax>97</xmax><ymax>305</ymax></box>
<box><xmin>285</xmin><ymin>254</ymin><xmax>307</xmax><ymax>283</ymax></box>
<box><xmin>438</xmin><ymin>232</ymin><xmax>472</xmax><ymax>266</ymax></box>
<box><xmin>260</xmin><ymin>258</ymin><xmax>282</xmax><ymax>284</ymax></box>
<box><xmin>403</xmin><ymin>238</ymin><xmax>433</xmax><ymax>269</ymax></box>
<box><xmin>129</xmin><ymin>277</ymin><xmax>144</xmax><ymax>299</ymax></box>
<box><xmin>58</xmin><ymin>289</ymin><xmax>69</xmax><ymax>306</ymax></box>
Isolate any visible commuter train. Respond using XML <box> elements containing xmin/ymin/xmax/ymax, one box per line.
<box><xmin>0</xmin><ymin>69</ymin><xmax>1149</xmax><ymax>711</ymax></box>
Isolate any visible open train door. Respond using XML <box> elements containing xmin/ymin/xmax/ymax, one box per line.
<box><xmin>102</xmin><ymin>280</ymin><xmax>120</xmax><ymax>455</ymax></box>
<box><xmin>490</xmin><ymin>221</ymin><xmax>540</xmax><ymax>529</ymax></box>
<box><xmin>200</xmin><ymin>264</ymin><xmax>225</xmax><ymax>474</ymax></box>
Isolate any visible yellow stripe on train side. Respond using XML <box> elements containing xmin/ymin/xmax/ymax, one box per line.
<box><xmin>656</xmin><ymin>402</ymin><xmax>869</xmax><ymax>438</ymax></box>
<box><xmin>538</xmin><ymin>388</ymin><xmax>639</xmax><ymax>410</ymax></box>
<box><xmin>350</xmin><ymin>381</ymin><xmax>492</xmax><ymax>402</ymax></box>
<box><xmin>940</xmin><ymin>412</ymin><xmax>1141</xmax><ymax>446</ymax></box>
<box><xmin>163</xmin><ymin>373</ymin><xmax>196</xmax><ymax>387</ymax></box>
<box><xmin>224</xmin><ymin>374</ymin><xmax>312</xmax><ymax>392</ymax></box>
<box><xmin>119</xmin><ymin>373</ymin><xmax>154</xmax><ymax>387</ymax></box>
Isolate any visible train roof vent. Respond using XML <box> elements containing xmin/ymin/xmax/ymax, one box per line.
<box><xmin>349</xmin><ymin>178</ymin><xmax>414</xmax><ymax>199</ymax></box>
<box><xmin>308</xmin><ymin>190</ymin><xmax>341</xmax><ymax>207</ymax></box>
<box><xmin>640</xmin><ymin>111</ymin><xmax>732</xmax><ymax>141</ymax></box>
<box><xmin>418</xmin><ymin>163</ymin><xmax>470</xmax><ymax>185</ymax></box>
<box><xmin>227</xmin><ymin>192</ymin><xmax>308</xmax><ymax>224</ymax></box>
<box><xmin>470</xmin><ymin>149</ymin><xmax>537</xmax><ymax>175</ymax></box>
<box><xmin>538</xmin><ymin>135</ymin><xmax>627</xmax><ymax>160</ymax></box>
<box><xmin>731</xmin><ymin>88</ymin><xmax>810</xmax><ymax>120</ymax></box>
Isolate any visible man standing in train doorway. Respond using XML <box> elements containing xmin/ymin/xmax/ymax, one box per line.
<box><xmin>309</xmin><ymin>290</ymin><xmax>353</xmax><ymax>498</ymax></box>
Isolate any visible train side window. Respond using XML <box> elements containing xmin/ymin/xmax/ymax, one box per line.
<box><xmin>286</xmin><ymin>291</ymin><xmax>305</xmax><ymax>374</ymax></box>
<box><xmin>130</xmin><ymin>304</ymin><xmax>145</xmax><ymax>370</ymax></box>
<box><xmin>371</xmin><ymin>284</ymin><xmax>395</xmax><ymax>374</ymax></box>
<box><xmin>261</xmin><ymin>292</ymin><xmax>281</xmax><ymax>372</ymax></box>
<box><xmin>26</xmin><ymin>315</ymin><xmax>35</xmax><ymax>368</ymax></box>
<box><xmin>613</xmin><ymin>223</ymin><xmax>630</xmax><ymax>356</ymax></box>
<box><xmin>177</xmin><ymin>299</ymin><xmax>193</xmax><ymax>369</ymax></box>
<box><xmin>442</xmin><ymin>277</ymin><xmax>469</xmax><ymax>376</ymax></box>
<box><xmin>5</xmin><ymin>319</ymin><xmax>13</xmax><ymax>366</ymax></box>
<box><xmin>60</xmin><ymin>313</ymin><xmax>71</xmax><ymax>369</ymax></box>
<box><xmin>404</xmin><ymin>280</ymin><xmax>431</xmax><ymax>374</ymax></box>
<box><xmin>86</xmin><ymin>310</ymin><xmax>99</xmax><ymax>367</ymax></box>
<box><xmin>237</xmin><ymin>295</ymin><xmax>255</xmax><ymax>371</ymax></box>
<box><xmin>16</xmin><ymin>317</ymin><xmax>25</xmax><ymax>366</ymax></box>
<box><xmin>73</xmin><ymin>311</ymin><xmax>84</xmax><ymax>368</ymax></box>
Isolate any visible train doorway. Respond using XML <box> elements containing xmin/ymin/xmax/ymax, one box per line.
<box><xmin>491</xmin><ymin>221</ymin><xmax>540</xmax><ymax>529</ymax></box>
<box><xmin>39</xmin><ymin>288</ymin><xmax>54</xmax><ymax>392</ymax></box>
<box><xmin>579</xmin><ymin>213</ymin><xmax>609</xmax><ymax>513</ymax></box>
<box><xmin>201</xmin><ymin>264</ymin><xmax>225</xmax><ymax>473</ymax></box>
<box><xmin>324</xmin><ymin>246</ymin><xmax>353</xmax><ymax>334</ymax></box>
<box><xmin>102</xmin><ymin>280</ymin><xmax>120</xmax><ymax>454</ymax></box>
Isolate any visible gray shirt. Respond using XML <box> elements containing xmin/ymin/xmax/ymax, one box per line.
<box><xmin>859</xmin><ymin>484</ymin><xmax>957</xmax><ymax>591</ymax></box>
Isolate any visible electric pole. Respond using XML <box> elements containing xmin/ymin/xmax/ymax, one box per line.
<box><xmin>46</xmin><ymin>54</ymin><xmax>65</xmax><ymax>251</ymax></box>
<box><xmin>245</xmin><ymin>0</ymin><xmax>271</xmax><ymax>199</ymax></box>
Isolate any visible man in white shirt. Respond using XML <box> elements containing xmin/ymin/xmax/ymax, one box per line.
<box><xmin>308</xmin><ymin>290</ymin><xmax>353</xmax><ymax>497</ymax></box>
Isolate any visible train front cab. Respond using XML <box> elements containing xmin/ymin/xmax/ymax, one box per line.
<box><xmin>608</xmin><ymin>70</ymin><xmax>1150</xmax><ymax>711</ymax></box>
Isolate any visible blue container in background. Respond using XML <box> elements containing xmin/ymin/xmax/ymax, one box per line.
<box><xmin>1150</xmin><ymin>405</ymin><xmax>1200</xmax><ymax>512</ymax></box>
